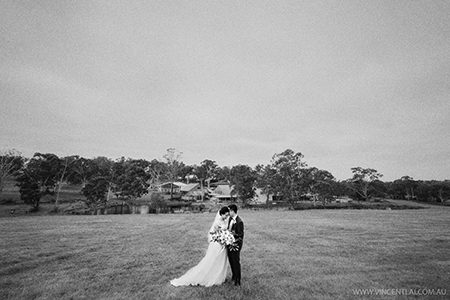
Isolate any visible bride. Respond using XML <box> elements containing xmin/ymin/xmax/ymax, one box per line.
<box><xmin>170</xmin><ymin>206</ymin><xmax>231</xmax><ymax>287</ymax></box>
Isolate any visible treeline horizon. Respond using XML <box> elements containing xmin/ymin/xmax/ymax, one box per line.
<box><xmin>1</xmin><ymin>148</ymin><xmax>449</xmax><ymax>213</ymax></box>
<box><xmin>3</xmin><ymin>147</ymin><xmax>449</xmax><ymax>182</ymax></box>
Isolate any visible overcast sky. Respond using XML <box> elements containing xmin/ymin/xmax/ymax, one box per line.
<box><xmin>1</xmin><ymin>0</ymin><xmax>449</xmax><ymax>181</ymax></box>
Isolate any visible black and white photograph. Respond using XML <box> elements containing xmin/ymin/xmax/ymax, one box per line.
<box><xmin>1</xmin><ymin>1</ymin><xmax>449</xmax><ymax>299</ymax></box>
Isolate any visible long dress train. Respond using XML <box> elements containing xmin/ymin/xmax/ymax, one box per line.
<box><xmin>170</xmin><ymin>213</ymin><xmax>229</xmax><ymax>287</ymax></box>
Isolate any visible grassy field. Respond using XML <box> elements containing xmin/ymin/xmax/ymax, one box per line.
<box><xmin>1</xmin><ymin>208</ymin><xmax>449</xmax><ymax>300</ymax></box>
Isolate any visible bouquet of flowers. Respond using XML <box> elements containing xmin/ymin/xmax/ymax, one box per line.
<box><xmin>209</xmin><ymin>227</ymin><xmax>239</xmax><ymax>251</ymax></box>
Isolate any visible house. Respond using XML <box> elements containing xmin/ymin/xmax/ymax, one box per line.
<box><xmin>249</xmin><ymin>188</ymin><xmax>284</xmax><ymax>204</ymax></box>
<box><xmin>159</xmin><ymin>182</ymin><xmax>186</xmax><ymax>194</ymax></box>
<box><xmin>214</xmin><ymin>184</ymin><xmax>233</xmax><ymax>195</ymax></box>
<box><xmin>251</xmin><ymin>188</ymin><xmax>268</xmax><ymax>204</ymax></box>
<box><xmin>209</xmin><ymin>184</ymin><xmax>237</xmax><ymax>202</ymax></box>
<box><xmin>180</xmin><ymin>183</ymin><xmax>203</xmax><ymax>201</ymax></box>
<box><xmin>208</xmin><ymin>185</ymin><xmax>282</xmax><ymax>204</ymax></box>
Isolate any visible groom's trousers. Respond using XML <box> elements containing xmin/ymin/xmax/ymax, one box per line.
<box><xmin>228</xmin><ymin>250</ymin><xmax>241</xmax><ymax>282</ymax></box>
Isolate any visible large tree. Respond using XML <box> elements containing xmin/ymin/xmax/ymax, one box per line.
<box><xmin>193</xmin><ymin>159</ymin><xmax>219</xmax><ymax>200</ymax></box>
<box><xmin>67</xmin><ymin>157</ymin><xmax>96</xmax><ymax>188</ymax></box>
<box><xmin>270</xmin><ymin>149</ymin><xmax>308</xmax><ymax>208</ymax></box>
<box><xmin>229</xmin><ymin>164</ymin><xmax>257</xmax><ymax>205</ymax></box>
<box><xmin>163</xmin><ymin>148</ymin><xmax>183</xmax><ymax>200</ymax></box>
<box><xmin>302</xmin><ymin>167</ymin><xmax>335</xmax><ymax>207</ymax></box>
<box><xmin>398</xmin><ymin>176</ymin><xmax>418</xmax><ymax>200</ymax></box>
<box><xmin>216</xmin><ymin>166</ymin><xmax>232</xmax><ymax>183</ymax></box>
<box><xmin>178</xmin><ymin>164</ymin><xmax>195</xmax><ymax>184</ymax></box>
<box><xmin>81</xmin><ymin>156</ymin><xmax>116</xmax><ymax>213</ymax></box>
<box><xmin>255</xmin><ymin>164</ymin><xmax>278</xmax><ymax>205</ymax></box>
<box><xmin>194</xmin><ymin>159</ymin><xmax>218</xmax><ymax>188</ymax></box>
<box><xmin>114</xmin><ymin>158</ymin><xmax>151</xmax><ymax>201</ymax></box>
<box><xmin>0</xmin><ymin>148</ymin><xmax>25</xmax><ymax>201</ymax></box>
<box><xmin>82</xmin><ymin>176</ymin><xmax>109</xmax><ymax>214</ymax></box>
<box><xmin>147</xmin><ymin>159</ymin><xmax>167</xmax><ymax>191</ymax></box>
<box><xmin>15</xmin><ymin>153</ymin><xmax>60</xmax><ymax>210</ymax></box>
<box><xmin>54</xmin><ymin>155</ymin><xmax>79</xmax><ymax>211</ymax></box>
<box><xmin>347</xmin><ymin>167</ymin><xmax>383</xmax><ymax>201</ymax></box>
<box><xmin>429</xmin><ymin>180</ymin><xmax>450</xmax><ymax>203</ymax></box>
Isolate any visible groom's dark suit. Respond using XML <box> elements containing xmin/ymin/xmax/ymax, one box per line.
<box><xmin>228</xmin><ymin>215</ymin><xmax>244</xmax><ymax>286</ymax></box>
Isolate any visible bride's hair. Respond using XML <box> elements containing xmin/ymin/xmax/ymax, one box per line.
<box><xmin>208</xmin><ymin>206</ymin><xmax>230</xmax><ymax>240</ymax></box>
<box><xmin>219</xmin><ymin>206</ymin><xmax>230</xmax><ymax>216</ymax></box>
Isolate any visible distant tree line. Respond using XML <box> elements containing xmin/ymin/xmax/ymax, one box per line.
<box><xmin>1</xmin><ymin>148</ymin><xmax>449</xmax><ymax>212</ymax></box>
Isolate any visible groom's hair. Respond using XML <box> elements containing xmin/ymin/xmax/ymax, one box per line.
<box><xmin>219</xmin><ymin>206</ymin><xmax>230</xmax><ymax>215</ymax></box>
<box><xmin>228</xmin><ymin>204</ymin><xmax>238</xmax><ymax>213</ymax></box>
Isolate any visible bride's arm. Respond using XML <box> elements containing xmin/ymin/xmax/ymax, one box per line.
<box><xmin>208</xmin><ymin>220</ymin><xmax>220</xmax><ymax>242</ymax></box>
<box><xmin>207</xmin><ymin>210</ymin><xmax>223</xmax><ymax>242</ymax></box>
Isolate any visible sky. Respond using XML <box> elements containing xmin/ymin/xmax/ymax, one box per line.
<box><xmin>1</xmin><ymin>0</ymin><xmax>449</xmax><ymax>182</ymax></box>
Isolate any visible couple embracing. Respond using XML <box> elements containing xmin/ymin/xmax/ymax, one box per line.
<box><xmin>170</xmin><ymin>204</ymin><xmax>244</xmax><ymax>287</ymax></box>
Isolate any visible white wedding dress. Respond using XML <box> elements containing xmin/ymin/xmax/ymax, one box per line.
<box><xmin>170</xmin><ymin>212</ymin><xmax>229</xmax><ymax>287</ymax></box>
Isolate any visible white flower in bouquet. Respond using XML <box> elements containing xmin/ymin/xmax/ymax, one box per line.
<box><xmin>209</xmin><ymin>228</ymin><xmax>239</xmax><ymax>250</ymax></box>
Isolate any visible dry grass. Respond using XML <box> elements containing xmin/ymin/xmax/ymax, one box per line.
<box><xmin>1</xmin><ymin>208</ymin><xmax>449</xmax><ymax>300</ymax></box>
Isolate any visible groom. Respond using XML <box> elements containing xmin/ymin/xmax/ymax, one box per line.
<box><xmin>227</xmin><ymin>204</ymin><xmax>244</xmax><ymax>286</ymax></box>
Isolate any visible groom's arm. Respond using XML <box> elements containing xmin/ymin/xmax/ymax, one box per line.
<box><xmin>235</xmin><ymin>220</ymin><xmax>244</xmax><ymax>242</ymax></box>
